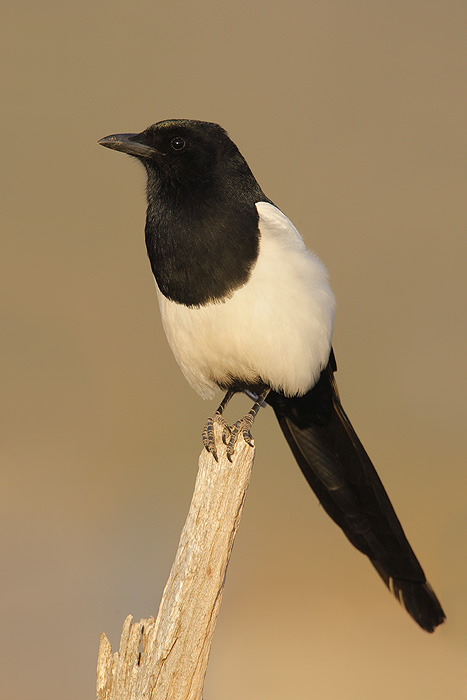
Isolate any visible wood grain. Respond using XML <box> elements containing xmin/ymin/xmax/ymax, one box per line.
<box><xmin>97</xmin><ymin>424</ymin><xmax>255</xmax><ymax>700</ymax></box>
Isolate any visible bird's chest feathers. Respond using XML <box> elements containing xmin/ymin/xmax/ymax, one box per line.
<box><xmin>153</xmin><ymin>203</ymin><xmax>335</xmax><ymax>399</ymax></box>
<box><xmin>145</xmin><ymin>196</ymin><xmax>260</xmax><ymax>307</ymax></box>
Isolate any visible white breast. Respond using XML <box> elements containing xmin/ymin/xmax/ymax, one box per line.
<box><xmin>155</xmin><ymin>202</ymin><xmax>335</xmax><ymax>399</ymax></box>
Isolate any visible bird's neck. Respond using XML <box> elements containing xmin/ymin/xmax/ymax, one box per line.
<box><xmin>144</xmin><ymin>177</ymin><xmax>261</xmax><ymax>307</ymax></box>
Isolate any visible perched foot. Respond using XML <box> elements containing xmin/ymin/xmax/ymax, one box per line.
<box><xmin>202</xmin><ymin>386</ymin><xmax>270</xmax><ymax>462</ymax></box>
<box><xmin>202</xmin><ymin>412</ymin><xmax>232</xmax><ymax>461</ymax></box>
<box><xmin>202</xmin><ymin>389</ymin><xmax>236</xmax><ymax>460</ymax></box>
<box><xmin>224</xmin><ymin>413</ymin><xmax>255</xmax><ymax>462</ymax></box>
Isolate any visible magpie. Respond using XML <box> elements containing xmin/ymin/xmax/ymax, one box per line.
<box><xmin>99</xmin><ymin>119</ymin><xmax>445</xmax><ymax>632</ymax></box>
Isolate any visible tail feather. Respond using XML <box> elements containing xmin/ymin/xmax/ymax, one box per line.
<box><xmin>267</xmin><ymin>352</ymin><xmax>445</xmax><ymax>632</ymax></box>
<box><xmin>373</xmin><ymin>563</ymin><xmax>445</xmax><ymax>632</ymax></box>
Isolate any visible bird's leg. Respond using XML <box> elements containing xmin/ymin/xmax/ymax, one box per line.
<box><xmin>202</xmin><ymin>389</ymin><xmax>236</xmax><ymax>461</ymax></box>
<box><xmin>225</xmin><ymin>386</ymin><xmax>271</xmax><ymax>462</ymax></box>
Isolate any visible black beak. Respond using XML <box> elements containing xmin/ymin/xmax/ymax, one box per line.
<box><xmin>98</xmin><ymin>132</ymin><xmax>158</xmax><ymax>159</ymax></box>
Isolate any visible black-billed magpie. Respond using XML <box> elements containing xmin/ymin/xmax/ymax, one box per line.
<box><xmin>99</xmin><ymin>119</ymin><xmax>445</xmax><ymax>632</ymax></box>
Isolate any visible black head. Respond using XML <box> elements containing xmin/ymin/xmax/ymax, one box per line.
<box><xmin>99</xmin><ymin>119</ymin><xmax>254</xmax><ymax>190</ymax></box>
<box><xmin>99</xmin><ymin>119</ymin><xmax>269</xmax><ymax>306</ymax></box>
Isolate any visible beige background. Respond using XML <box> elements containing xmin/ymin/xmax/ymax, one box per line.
<box><xmin>1</xmin><ymin>1</ymin><xmax>466</xmax><ymax>698</ymax></box>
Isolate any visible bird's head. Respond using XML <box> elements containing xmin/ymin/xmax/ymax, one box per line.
<box><xmin>99</xmin><ymin>119</ymin><xmax>244</xmax><ymax>188</ymax></box>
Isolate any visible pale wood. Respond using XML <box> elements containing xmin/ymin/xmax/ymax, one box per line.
<box><xmin>96</xmin><ymin>423</ymin><xmax>255</xmax><ymax>700</ymax></box>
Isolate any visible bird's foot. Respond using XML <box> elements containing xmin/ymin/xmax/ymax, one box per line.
<box><xmin>202</xmin><ymin>386</ymin><xmax>269</xmax><ymax>462</ymax></box>
<box><xmin>224</xmin><ymin>413</ymin><xmax>255</xmax><ymax>462</ymax></box>
<box><xmin>202</xmin><ymin>412</ymin><xmax>255</xmax><ymax>462</ymax></box>
<box><xmin>202</xmin><ymin>412</ymin><xmax>232</xmax><ymax>462</ymax></box>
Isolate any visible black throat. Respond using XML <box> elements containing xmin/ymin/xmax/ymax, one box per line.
<box><xmin>144</xmin><ymin>168</ymin><xmax>266</xmax><ymax>307</ymax></box>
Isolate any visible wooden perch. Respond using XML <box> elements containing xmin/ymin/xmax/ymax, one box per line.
<box><xmin>96</xmin><ymin>423</ymin><xmax>256</xmax><ymax>700</ymax></box>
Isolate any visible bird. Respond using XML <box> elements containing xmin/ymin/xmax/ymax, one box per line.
<box><xmin>99</xmin><ymin>118</ymin><xmax>445</xmax><ymax>633</ymax></box>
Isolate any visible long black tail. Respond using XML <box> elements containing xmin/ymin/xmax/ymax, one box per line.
<box><xmin>266</xmin><ymin>351</ymin><xmax>445</xmax><ymax>632</ymax></box>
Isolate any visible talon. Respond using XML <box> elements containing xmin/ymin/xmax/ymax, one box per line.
<box><xmin>203</xmin><ymin>413</ymin><xmax>232</xmax><ymax>461</ymax></box>
<box><xmin>243</xmin><ymin>429</ymin><xmax>254</xmax><ymax>447</ymax></box>
<box><xmin>214</xmin><ymin>414</ymin><xmax>231</xmax><ymax>445</ymax></box>
<box><xmin>225</xmin><ymin>421</ymin><xmax>240</xmax><ymax>462</ymax></box>
<box><xmin>208</xmin><ymin>445</ymin><xmax>219</xmax><ymax>462</ymax></box>
<box><xmin>202</xmin><ymin>418</ymin><xmax>219</xmax><ymax>461</ymax></box>
<box><xmin>240</xmin><ymin>413</ymin><xmax>255</xmax><ymax>448</ymax></box>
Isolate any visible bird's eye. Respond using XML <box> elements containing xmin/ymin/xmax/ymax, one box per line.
<box><xmin>171</xmin><ymin>137</ymin><xmax>186</xmax><ymax>151</ymax></box>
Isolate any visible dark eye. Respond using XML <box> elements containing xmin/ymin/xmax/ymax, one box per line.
<box><xmin>171</xmin><ymin>137</ymin><xmax>186</xmax><ymax>151</ymax></box>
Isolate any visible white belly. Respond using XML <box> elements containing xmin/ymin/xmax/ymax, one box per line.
<box><xmin>155</xmin><ymin>202</ymin><xmax>335</xmax><ymax>399</ymax></box>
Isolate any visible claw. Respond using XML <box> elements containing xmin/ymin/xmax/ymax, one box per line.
<box><xmin>239</xmin><ymin>414</ymin><xmax>255</xmax><ymax>450</ymax></box>
<box><xmin>225</xmin><ymin>415</ymin><xmax>255</xmax><ymax>461</ymax></box>
<box><xmin>242</xmin><ymin>428</ymin><xmax>255</xmax><ymax>448</ymax></box>
<box><xmin>202</xmin><ymin>417</ymin><xmax>218</xmax><ymax>461</ymax></box>
<box><xmin>225</xmin><ymin>420</ymin><xmax>242</xmax><ymax>462</ymax></box>
<box><xmin>202</xmin><ymin>412</ymin><xmax>232</xmax><ymax>462</ymax></box>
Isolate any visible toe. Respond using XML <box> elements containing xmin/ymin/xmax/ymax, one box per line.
<box><xmin>242</xmin><ymin>429</ymin><xmax>254</xmax><ymax>448</ymax></box>
<box><xmin>202</xmin><ymin>418</ymin><xmax>218</xmax><ymax>461</ymax></box>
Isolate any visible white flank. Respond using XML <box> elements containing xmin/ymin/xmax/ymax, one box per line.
<box><xmin>155</xmin><ymin>202</ymin><xmax>335</xmax><ymax>399</ymax></box>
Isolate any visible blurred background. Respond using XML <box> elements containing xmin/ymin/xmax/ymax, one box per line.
<box><xmin>1</xmin><ymin>1</ymin><xmax>466</xmax><ymax>698</ymax></box>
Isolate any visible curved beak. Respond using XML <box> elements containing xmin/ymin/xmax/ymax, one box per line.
<box><xmin>98</xmin><ymin>132</ymin><xmax>157</xmax><ymax>159</ymax></box>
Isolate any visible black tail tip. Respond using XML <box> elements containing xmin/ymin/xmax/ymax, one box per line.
<box><xmin>373</xmin><ymin>563</ymin><xmax>445</xmax><ymax>632</ymax></box>
<box><xmin>390</xmin><ymin>578</ymin><xmax>446</xmax><ymax>633</ymax></box>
